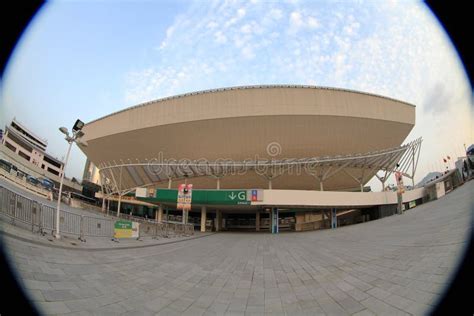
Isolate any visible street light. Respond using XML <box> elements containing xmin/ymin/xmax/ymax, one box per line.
<box><xmin>54</xmin><ymin>119</ymin><xmax>87</xmax><ymax>239</ymax></box>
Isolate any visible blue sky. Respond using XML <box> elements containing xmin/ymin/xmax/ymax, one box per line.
<box><xmin>1</xmin><ymin>0</ymin><xmax>472</xmax><ymax>189</ymax></box>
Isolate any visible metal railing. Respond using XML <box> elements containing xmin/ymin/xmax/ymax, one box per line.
<box><xmin>0</xmin><ymin>185</ymin><xmax>194</xmax><ymax>241</ymax></box>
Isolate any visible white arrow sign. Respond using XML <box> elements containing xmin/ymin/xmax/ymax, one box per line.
<box><xmin>228</xmin><ymin>192</ymin><xmax>237</xmax><ymax>200</ymax></box>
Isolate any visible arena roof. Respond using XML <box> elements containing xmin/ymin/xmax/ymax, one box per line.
<box><xmin>87</xmin><ymin>84</ymin><xmax>415</xmax><ymax>125</ymax></box>
<box><xmin>81</xmin><ymin>85</ymin><xmax>417</xmax><ymax>192</ymax></box>
<box><xmin>99</xmin><ymin>138</ymin><xmax>422</xmax><ymax>196</ymax></box>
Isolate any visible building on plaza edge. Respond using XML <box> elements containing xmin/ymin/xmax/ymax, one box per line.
<box><xmin>80</xmin><ymin>85</ymin><xmax>419</xmax><ymax>193</ymax></box>
<box><xmin>79</xmin><ymin>85</ymin><xmax>425</xmax><ymax>232</ymax></box>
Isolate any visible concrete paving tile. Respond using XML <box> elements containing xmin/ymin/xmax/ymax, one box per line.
<box><xmin>64</xmin><ymin>298</ymin><xmax>102</xmax><ymax>312</ymax></box>
<box><xmin>352</xmin><ymin>308</ymin><xmax>376</xmax><ymax>316</ymax></box>
<box><xmin>36</xmin><ymin>301</ymin><xmax>71</xmax><ymax>314</ymax></box>
<box><xmin>41</xmin><ymin>289</ymin><xmax>78</xmax><ymax>302</ymax></box>
<box><xmin>360</xmin><ymin>297</ymin><xmax>409</xmax><ymax>315</ymax></box>
<box><xmin>3</xmin><ymin>181</ymin><xmax>472</xmax><ymax>316</ymax></box>
<box><xmin>23</xmin><ymin>279</ymin><xmax>53</xmax><ymax>290</ymax></box>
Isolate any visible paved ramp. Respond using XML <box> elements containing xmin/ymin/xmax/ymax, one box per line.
<box><xmin>2</xmin><ymin>181</ymin><xmax>472</xmax><ymax>315</ymax></box>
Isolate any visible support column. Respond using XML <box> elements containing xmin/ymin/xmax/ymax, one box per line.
<box><xmin>331</xmin><ymin>208</ymin><xmax>337</xmax><ymax>229</ymax></box>
<box><xmin>182</xmin><ymin>209</ymin><xmax>188</xmax><ymax>224</ymax></box>
<box><xmin>216</xmin><ymin>210</ymin><xmax>222</xmax><ymax>231</ymax></box>
<box><xmin>319</xmin><ymin>181</ymin><xmax>324</xmax><ymax>191</ymax></box>
<box><xmin>360</xmin><ymin>183</ymin><xmax>364</xmax><ymax>192</ymax></box>
<box><xmin>397</xmin><ymin>192</ymin><xmax>403</xmax><ymax>215</ymax></box>
<box><xmin>271</xmin><ymin>207</ymin><xmax>279</xmax><ymax>234</ymax></box>
<box><xmin>157</xmin><ymin>205</ymin><xmax>163</xmax><ymax>223</ymax></box>
<box><xmin>216</xmin><ymin>178</ymin><xmax>220</xmax><ymax>190</ymax></box>
<box><xmin>117</xmin><ymin>194</ymin><xmax>122</xmax><ymax>217</ymax></box>
<box><xmin>168</xmin><ymin>178</ymin><xmax>172</xmax><ymax>189</ymax></box>
<box><xmin>256</xmin><ymin>210</ymin><xmax>260</xmax><ymax>232</ymax></box>
<box><xmin>268</xmin><ymin>179</ymin><xmax>272</xmax><ymax>190</ymax></box>
<box><xmin>201</xmin><ymin>206</ymin><xmax>207</xmax><ymax>232</ymax></box>
<box><xmin>101</xmin><ymin>194</ymin><xmax>106</xmax><ymax>212</ymax></box>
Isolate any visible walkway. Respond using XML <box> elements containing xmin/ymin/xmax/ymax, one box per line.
<box><xmin>1</xmin><ymin>181</ymin><xmax>472</xmax><ymax>315</ymax></box>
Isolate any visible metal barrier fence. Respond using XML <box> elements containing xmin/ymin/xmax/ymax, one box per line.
<box><xmin>0</xmin><ymin>185</ymin><xmax>194</xmax><ymax>240</ymax></box>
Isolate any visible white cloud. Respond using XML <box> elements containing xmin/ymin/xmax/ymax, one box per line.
<box><xmin>214</xmin><ymin>31</ymin><xmax>227</xmax><ymax>43</ymax></box>
<box><xmin>241</xmin><ymin>46</ymin><xmax>255</xmax><ymax>59</ymax></box>
<box><xmin>289</xmin><ymin>11</ymin><xmax>303</xmax><ymax>30</ymax></box>
<box><xmin>307</xmin><ymin>16</ymin><xmax>319</xmax><ymax>29</ymax></box>
<box><xmin>269</xmin><ymin>8</ymin><xmax>283</xmax><ymax>20</ymax></box>
<box><xmin>124</xmin><ymin>1</ymin><xmax>473</xmax><ymax>187</ymax></box>
<box><xmin>241</xmin><ymin>24</ymin><xmax>253</xmax><ymax>34</ymax></box>
<box><xmin>207</xmin><ymin>21</ymin><xmax>218</xmax><ymax>29</ymax></box>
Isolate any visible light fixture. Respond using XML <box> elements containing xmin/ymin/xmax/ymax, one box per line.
<box><xmin>72</xmin><ymin>119</ymin><xmax>85</xmax><ymax>132</ymax></box>
<box><xmin>59</xmin><ymin>127</ymin><xmax>69</xmax><ymax>135</ymax></box>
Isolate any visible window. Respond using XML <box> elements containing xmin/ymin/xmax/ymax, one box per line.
<box><xmin>47</xmin><ymin>167</ymin><xmax>59</xmax><ymax>176</ymax></box>
<box><xmin>18</xmin><ymin>151</ymin><xmax>31</xmax><ymax>161</ymax></box>
<box><xmin>44</xmin><ymin>156</ymin><xmax>62</xmax><ymax>169</ymax></box>
<box><xmin>5</xmin><ymin>141</ymin><xmax>16</xmax><ymax>152</ymax></box>
<box><xmin>6</xmin><ymin>131</ymin><xmax>33</xmax><ymax>152</ymax></box>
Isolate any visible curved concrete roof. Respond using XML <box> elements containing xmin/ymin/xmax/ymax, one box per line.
<box><xmin>80</xmin><ymin>85</ymin><xmax>416</xmax><ymax>190</ymax></box>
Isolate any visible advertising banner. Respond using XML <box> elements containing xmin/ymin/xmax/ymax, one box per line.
<box><xmin>395</xmin><ymin>171</ymin><xmax>405</xmax><ymax>194</ymax></box>
<box><xmin>114</xmin><ymin>220</ymin><xmax>139</xmax><ymax>238</ymax></box>
<box><xmin>177</xmin><ymin>184</ymin><xmax>193</xmax><ymax>210</ymax></box>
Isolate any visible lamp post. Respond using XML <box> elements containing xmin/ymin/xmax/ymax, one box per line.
<box><xmin>54</xmin><ymin>120</ymin><xmax>87</xmax><ymax>239</ymax></box>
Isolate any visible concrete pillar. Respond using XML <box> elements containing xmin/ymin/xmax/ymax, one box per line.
<box><xmin>157</xmin><ymin>205</ymin><xmax>163</xmax><ymax>223</ymax></box>
<box><xmin>256</xmin><ymin>210</ymin><xmax>260</xmax><ymax>232</ymax></box>
<box><xmin>271</xmin><ymin>207</ymin><xmax>279</xmax><ymax>234</ymax></box>
<box><xmin>397</xmin><ymin>192</ymin><xmax>403</xmax><ymax>215</ymax></box>
<box><xmin>201</xmin><ymin>206</ymin><xmax>207</xmax><ymax>232</ymax></box>
<box><xmin>360</xmin><ymin>183</ymin><xmax>363</xmax><ymax>192</ymax></box>
<box><xmin>182</xmin><ymin>209</ymin><xmax>188</xmax><ymax>224</ymax></box>
<box><xmin>268</xmin><ymin>179</ymin><xmax>272</xmax><ymax>190</ymax></box>
<box><xmin>319</xmin><ymin>181</ymin><xmax>324</xmax><ymax>191</ymax></box>
<box><xmin>117</xmin><ymin>194</ymin><xmax>122</xmax><ymax>217</ymax></box>
<box><xmin>295</xmin><ymin>213</ymin><xmax>304</xmax><ymax>231</ymax></box>
<box><xmin>102</xmin><ymin>194</ymin><xmax>106</xmax><ymax>212</ymax></box>
<box><xmin>331</xmin><ymin>208</ymin><xmax>337</xmax><ymax>229</ymax></box>
<box><xmin>215</xmin><ymin>210</ymin><xmax>222</xmax><ymax>231</ymax></box>
<box><xmin>216</xmin><ymin>178</ymin><xmax>220</xmax><ymax>190</ymax></box>
<box><xmin>168</xmin><ymin>178</ymin><xmax>172</xmax><ymax>189</ymax></box>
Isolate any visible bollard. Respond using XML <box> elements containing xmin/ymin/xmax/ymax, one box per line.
<box><xmin>137</xmin><ymin>222</ymin><xmax>141</xmax><ymax>241</ymax></box>
<box><xmin>79</xmin><ymin>215</ymin><xmax>85</xmax><ymax>242</ymax></box>
<box><xmin>31</xmin><ymin>201</ymin><xmax>37</xmax><ymax>233</ymax></box>
<box><xmin>38</xmin><ymin>204</ymin><xmax>44</xmax><ymax>235</ymax></box>
<box><xmin>12</xmin><ymin>194</ymin><xmax>17</xmax><ymax>226</ymax></box>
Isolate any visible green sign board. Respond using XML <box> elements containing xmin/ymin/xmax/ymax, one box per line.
<box><xmin>114</xmin><ymin>220</ymin><xmax>139</xmax><ymax>238</ymax></box>
<box><xmin>114</xmin><ymin>220</ymin><xmax>132</xmax><ymax>230</ymax></box>
<box><xmin>139</xmin><ymin>189</ymin><xmax>251</xmax><ymax>205</ymax></box>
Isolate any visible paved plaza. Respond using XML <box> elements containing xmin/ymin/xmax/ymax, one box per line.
<box><xmin>1</xmin><ymin>181</ymin><xmax>472</xmax><ymax>315</ymax></box>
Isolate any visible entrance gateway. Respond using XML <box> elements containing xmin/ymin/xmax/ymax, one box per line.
<box><xmin>135</xmin><ymin>187</ymin><xmax>426</xmax><ymax>233</ymax></box>
<box><xmin>135</xmin><ymin>188</ymin><xmax>286</xmax><ymax>233</ymax></box>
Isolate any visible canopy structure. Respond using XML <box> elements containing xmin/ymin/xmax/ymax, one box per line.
<box><xmin>98</xmin><ymin>138</ymin><xmax>422</xmax><ymax>197</ymax></box>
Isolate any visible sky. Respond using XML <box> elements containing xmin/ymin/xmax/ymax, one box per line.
<box><xmin>0</xmin><ymin>0</ymin><xmax>472</xmax><ymax>190</ymax></box>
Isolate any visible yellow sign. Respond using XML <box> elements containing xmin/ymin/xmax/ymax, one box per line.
<box><xmin>114</xmin><ymin>220</ymin><xmax>139</xmax><ymax>238</ymax></box>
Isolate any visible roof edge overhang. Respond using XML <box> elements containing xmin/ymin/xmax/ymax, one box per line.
<box><xmin>86</xmin><ymin>84</ymin><xmax>416</xmax><ymax>126</ymax></box>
